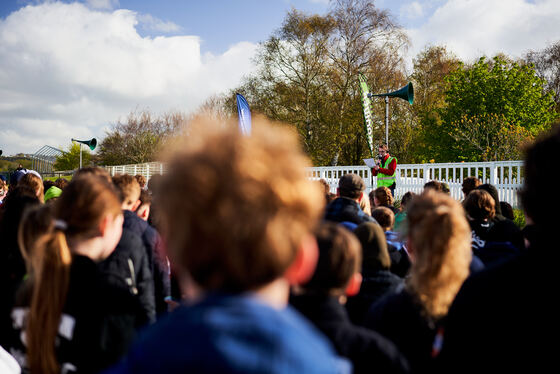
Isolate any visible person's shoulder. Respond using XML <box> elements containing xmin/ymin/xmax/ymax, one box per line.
<box><xmin>111</xmin><ymin>296</ymin><xmax>345</xmax><ymax>374</ymax></box>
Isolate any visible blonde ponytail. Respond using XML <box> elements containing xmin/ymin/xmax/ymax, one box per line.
<box><xmin>27</xmin><ymin>230</ymin><xmax>71</xmax><ymax>374</ymax></box>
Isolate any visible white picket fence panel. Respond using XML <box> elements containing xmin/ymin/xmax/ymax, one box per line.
<box><xmin>308</xmin><ymin>160</ymin><xmax>524</xmax><ymax>207</ymax></box>
<box><xmin>106</xmin><ymin>160</ymin><xmax>524</xmax><ymax>208</ymax></box>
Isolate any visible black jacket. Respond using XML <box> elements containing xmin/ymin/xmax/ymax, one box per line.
<box><xmin>123</xmin><ymin>210</ymin><xmax>171</xmax><ymax>316</ymax></box>
<box><xmin>325</xmin><ymin>197</ymin><xmax>376</xmax><ymax>225</ymax></box>
<box><xmin>366</xmin><ymin>288</ymin><xmax>439</xmax><ymax>374</ymax></box>
<box><xmin>291</xmin><ymin>293</ymin><xmax>410</xmax><ymax>374</ymax></box>
<box><xmin>8</xmin><ymin>255</ymin><xmax>147</xmax><ymax>374</ymax></box>
<box><xmin>346</xmin><ymin>269</ymin><xmax>404</xmax><ymax>325</ymax></box>
<box><xmin>99</xmin><ymin>228</ymin><xmax>156</xmax><ymax>323</ymax></box>
<box><xmin>436</xmin><ymin>230</ymin><xmax>556</xmax><ymax>373</ymax></box>
<box><xmin>388</xmin><ymin>245</ymin><xmax>411</xmax><ymax>278</ymax></box>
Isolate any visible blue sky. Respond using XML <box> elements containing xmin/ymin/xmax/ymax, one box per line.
<box><xmin>0</xmin><ymin>0</ymin><xmax>432</xmax><ymax>54</ymax></box>
<box><xmin>1</xmin><ymin>0</ymin><xmax>559</xmax><ymax>156</ymax></box>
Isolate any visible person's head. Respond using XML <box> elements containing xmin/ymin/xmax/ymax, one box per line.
<box><xmin>462</xmin><ymin>177</ymin><xmax>481</xmax><ymax>197</ymax></box>
<box><xmin>23</xmin><ymin>175</ymin><xmax>123</xmax><ymax>374</ymax></box>
<box><xmin>134</xmin><ymin>174</ymin><xmax>147</xmax><ymax>189</ymax></box>
<box><xmin>0</xmin><ymin>186</ymin><xmax>41</xmax><ymax>256</ymax></box>
<box><xmin>44</xmin><ymin>186</ymin><xmax>62</xmax><ymax>203</ymax></box>
<box><xmin>318</xmin><ymin>179</ymin><xmax>336</xmax><ymax>207</ymax></box>
<box><xmin>18</xmin><ymin>204</ymin><xmax>55</xmax><ymax>275</ymax></box>
<box><xmin>371</xmin><ymin>186</ymin><xmax>393</xmax><ymax>207</ymax></box>
<box><xmin>137</xmin><ymin>189</ymin><xmax>152</xmax><ymax>221</ymax></box>
<box><xmin>354</xmin><ymin>222</ymin><xmax>391</xmax><ymax>273</ymax></box>
<box><xmin>400</xmin><ymin>191</ymin><xmax>416</xmax><ymax>212</ymax></box>
<box><xmin>406</xmin><ymin>190</ymin><xmax>471</xmax><ymax>319</ymax></box>
<box><xmin>338</xmin><ymin>173</ymin><xmax>365</xmax><ymax>200</ymax></box>
<box><xmin>157</xmin><ymin>118</ymin><xmax>323</xmax><ymax>296</ymax></box>
<box><xmin>43</xmin><ymin>180</ymin><xmax>55</xmax><ymax>193</ymax></box>
<box><xmin>54</xmin><ymin>178</ymin><xmax>69</xmax><ymax>190</ymax></box>
<box><xmin>464</xmin><ymin>189</ymin><xmax>495</xmax><ymax>221</ymax></box>
<box><xmin>18</xmin><ymin>172</ymin><xmax>44</xmax><ymax>203</ymax></box>
<box><xmin>521</xmin><ymin>125</ymin><xmax>560</xmax><ymax>231</ymax></box>
<box><xmin>112</xmin><ymin>174</ymin><xmax>141</xmax><ymax>211</ymax></box>
<box><xmin>302</xmin><ymin>222</ymin><xmax>362</xmax><ymax>298</ymax></box>
<box><xmin>73</xmin><ymin>166</ymin><xmax>112</xmax><ymax>184</ymax></box>
<box><xmin>378</xmin><ymin>144</ymin><xmax>388</xmax><ymax>158</ymax></box>
<box><xmin>358</xmin><ymin>192</ymin><xmax>372</xmax><ymax>216</ymax></box>
<box><xmin>500</xmin><ymin>201</ymin><xmax>515</xmax><ymax>221</ymax></box>
<box><xmin>372</xmin><ymin>207</ymin><xmax>395</xmax><ymax>231</ymax></box>
<box><xmin>476</xmin><ymin>184</ymin><xmax>502</xmax><ymax>216</ymax></box>
<box><xmin>424</xmin><ymin>180</ymin><xmax>443</xmax><ymax>192</ymax></box>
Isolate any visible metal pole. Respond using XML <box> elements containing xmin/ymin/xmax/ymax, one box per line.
<box><xmin>79</xmin><ymin>143</ymin><xmax>82</xmax><ymax>169</ymax></box>
<box><xmin>385</xmin><ymin>96</ymin><xmax>389</xmax><ymax>146</ymax></box>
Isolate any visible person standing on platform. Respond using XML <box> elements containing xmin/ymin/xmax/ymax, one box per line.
<box><xmin>371</xmin><ymin>145</ymin><xmax>397</xmax><ymax>198</ymax></box>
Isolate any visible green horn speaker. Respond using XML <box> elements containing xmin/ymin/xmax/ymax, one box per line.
<box><xmin>72</xmin><ymin>138</ymin><xmax>97</xmax><ymax>151</ymax></box>
<box><xmin>372</xmin><ymin>82</ymin><xmax>414</xmax><ymax>105</ymax></box>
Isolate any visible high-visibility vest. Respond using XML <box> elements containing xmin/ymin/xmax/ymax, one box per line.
<box><xmin>377</xmin><ymin>156</ymin><xmax>397</xmax><ymax>188</ymax></box>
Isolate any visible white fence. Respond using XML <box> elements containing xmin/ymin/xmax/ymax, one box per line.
<box><xmin>308</xmin><ymin>160</ymin><xmax>524</xmax><ymax>207</ymax></box>
<box><xmin>106</xmin><ymin>160</ymin><xmax>524</xmax><ymax>208</ymax></box>
<box><xmin>105</xmin><ymin>162</ymin><xmax>168</xmax><ymax>181</ymax></box>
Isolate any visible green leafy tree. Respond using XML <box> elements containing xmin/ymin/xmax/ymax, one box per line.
<box><xmin>54</xmin><ymin>143</ymin><xmax>92</xmax><ymax>170</ymax></box>
<box><xmin>408</xmin><ymin>45</ymin><xmax>461</xmax><ymax>162</ymax></box>
<box><xmin>435</xmin><ymin>55</ymin><xmax>557</xmax><ymax>161</ymax></box>
<box><xmin>230</xmin><ymin>0</ymin><xmax>408</xmax><ymax>166</ymax></box>
<box><xmin>98</xmin><ymin>110</ymin><xmax>186</xmax><ymax>165</ymax></box>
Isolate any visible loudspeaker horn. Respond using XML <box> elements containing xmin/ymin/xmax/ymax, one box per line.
<box><xmin>370</xmin><ymin>82</ymin><xmax>414</xmax><ymax>105</ymax></box>
<box><xmin>71</xmin><ymin>138</ymin><xmax>97</xmax><ymax>151</ymax></box>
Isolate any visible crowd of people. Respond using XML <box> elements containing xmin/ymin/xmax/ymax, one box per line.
<box><xmin>0</xmin><ymin>117</ymin><xmax>555</xmax><ymax>373</ymax></box>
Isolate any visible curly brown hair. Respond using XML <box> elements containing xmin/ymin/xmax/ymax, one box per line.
<box><xmin>158</xmin><ymin>117</ymin><xmax>323</xmax><ymax>293</ymax></box>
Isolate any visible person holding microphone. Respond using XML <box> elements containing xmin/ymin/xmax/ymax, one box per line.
<box><xmin>371</xmin><ymin>144</ymin><xmax>397</xmax><ymax>198</ymax></box>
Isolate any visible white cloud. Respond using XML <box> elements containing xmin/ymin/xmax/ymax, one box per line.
<box><xmin>85</xmin><ymin>0</ymin><xmax>119</xmax><ymax>10</ymax></box>
<box><xmin>405</xmin><ymin>0</ymin><xmax>560</xmax><ymax>68</ymax></box>
<box><xmin>400</xmin><ymin>1</ymin><xmax>424</xmax><ymax>20</ymax></box>
<box><xmin>0</xmin><ymin>2</ymin><xmax>257</xmax><ymax>155</ymax></box>
<box><xmin>137</xmin><ymin>14</ymin><xmax>181</xmax><ymax>33</ymax></box>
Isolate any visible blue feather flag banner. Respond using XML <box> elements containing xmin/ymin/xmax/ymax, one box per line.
<box><xmin>359</xmin><ymin>74</ymin><xmax>375</xmax><ymax>158</ymax></box>
<box><xmin>236</xmin><ymin>93</ymin><xmax>252</xmax><ymax>135</ymax></box>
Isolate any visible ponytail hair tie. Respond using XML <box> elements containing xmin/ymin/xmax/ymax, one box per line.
<box><xmin>54</xmin><ymin>219</ymin><xmax>68</xmax><ymax>231</ymax></box>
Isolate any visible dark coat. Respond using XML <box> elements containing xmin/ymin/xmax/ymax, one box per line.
<box><xmin>366</xmin><ymin>288</ymin><xmax>439</xmax><ymax>374</ymax></box>
<box><xmin>99</xmin><ymin>228</ymin><xmax>156</xmax><ymax>323</ymax></box>
<box><xmin>388</xmin><ymin>245</ymin><xmax>411</xmax><ymax>278</ymax></box>
<box><xmin>346</xmin><ymin>269</ymin><xmax>404</xmax><ymax>326</ymax></box>
<box><xmin>291</xmin><ymin>293</ymin><xmax>410</xmax><ymax>374</ymax></box>
<box><xmin>325</xmin><ymin>197</ymin><xmax>376</xmax><ymax>225</ymax></box>
<box><xmin>8</xmin><ymin>255</ymin><xmax>147</xmax><ymax>374</ymax></box>
<box><xmin>470</xmin><ymin>218</ymin><xmax>523</xmax><ymax>267</ymax></box>
<box><xmin>435</xmin><ymin>231</ymin><xmax>557</xmax><ymax>373</ymax></box>
<box><xmin>123</xmin><ymin>210</ymin><xmax>171</xmax><ymax>316</ymax></box>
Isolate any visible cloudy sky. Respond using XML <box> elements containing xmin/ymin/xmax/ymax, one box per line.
<box><xmin>1</xmin><ymin>0</ymin><xmax>560</xmax><ymax>156</ymax></box>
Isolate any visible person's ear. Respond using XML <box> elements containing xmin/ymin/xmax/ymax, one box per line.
<box><xmin>98</xmin><ymin>214</ymin><xmax>110</xmax><ymax>236</ymax></box>
<box><xmin>131</xmin><ymin>199</ymin><xmax>142</xmax><ymax>212</ymax></box>
<box><xmin>345</xmin><ymin>272</ymin><xmax>362</xmax><ymax>296</ymax></box>
<box><xmin>284</xmin><ymin>234</ymin><xmax>319</xmax><ymax>286</ymax></box>
<box><xmin>138</xmin><ymin>205</ymin><xmax>150</xmax><ymax>221</ymax></box>
<box><xmin>336</xmin><ymin>188</ymin><xmax>340</xmax><ymax>197</ymax></box>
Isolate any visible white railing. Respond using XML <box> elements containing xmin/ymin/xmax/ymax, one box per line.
<box><xmin>106</xmin><ymin>160</ymin><xmax>524</xmax><ymax>207</ymax></box>
<box><xmin>105</xmin><ymin>162</ymin><xmax>167</xmax><ymax>181</ymax></box>
<box><xmin>308</xmin><ymin>160</ymin><xmax>524</xmax><ymax>207</ymax></box>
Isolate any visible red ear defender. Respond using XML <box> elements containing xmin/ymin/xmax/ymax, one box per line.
<box><xmin>284</xmin><ymin>235</ymin><xmax>319</xmax><ymax>286</ymax></box>
<box><xmin>345</xmin><ymin>273</ymin><xmax>362</xmax><ymax>297</ymax></box>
